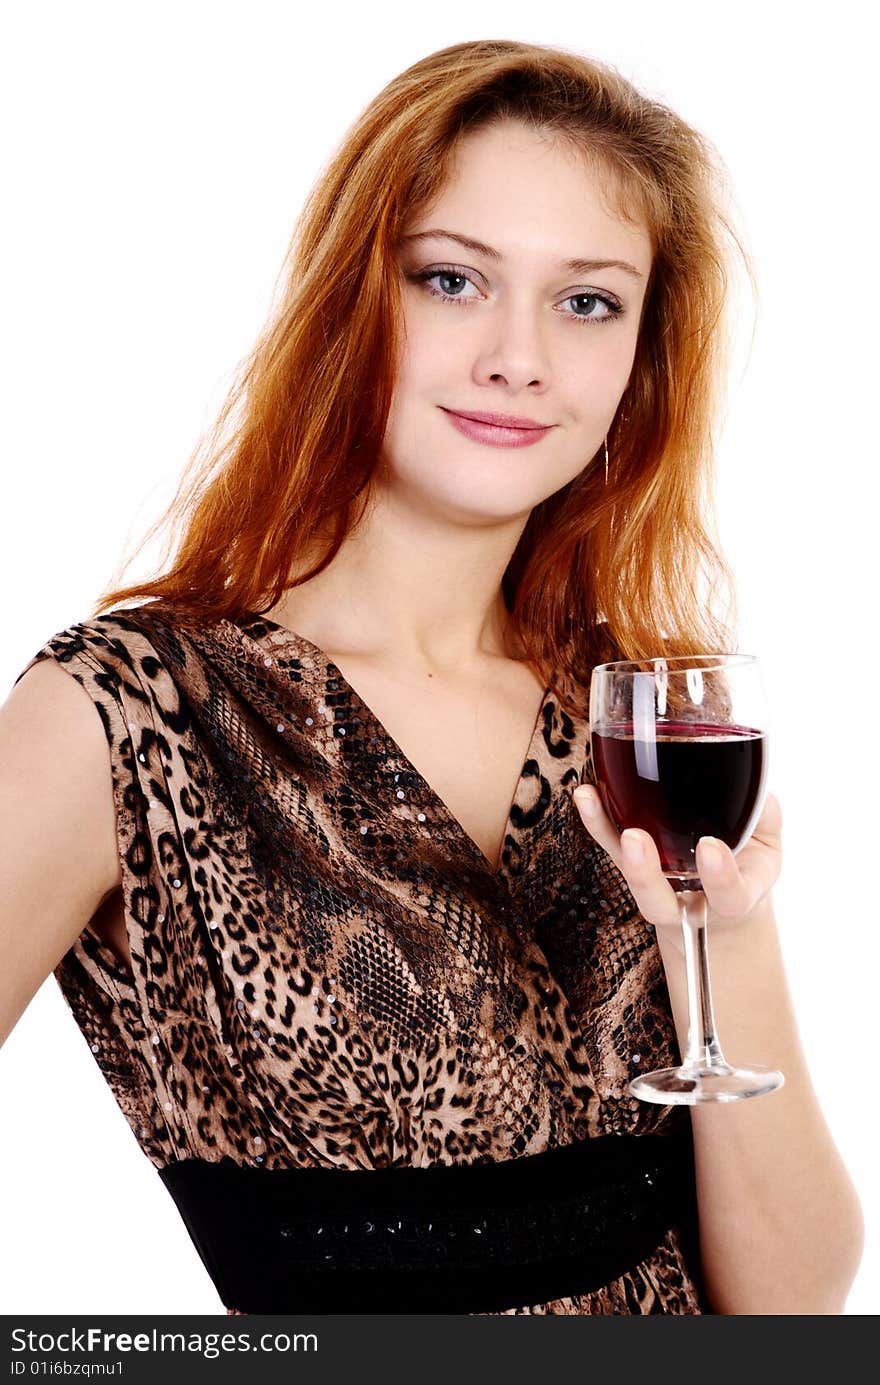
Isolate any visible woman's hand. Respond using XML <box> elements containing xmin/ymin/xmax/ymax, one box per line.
<box><xmin>572</xmin><ymin>785</ymin><xmax>783</xmax><ymax>936</ymax></box>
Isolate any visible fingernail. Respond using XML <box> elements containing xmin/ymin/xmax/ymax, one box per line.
<box><xmin>701</xmin><ymin>839</ymin><xmax>723</xmax><ymax>872</ymax></box>
<box><xmin>622</xmin><ymin>831</ymin><xmax>644</xmax><ymax>862</ymax></box>
<box><xmin>575</xmin><ymin>789</ymin><xmax>598</xmax><ymax>818</ymax></box>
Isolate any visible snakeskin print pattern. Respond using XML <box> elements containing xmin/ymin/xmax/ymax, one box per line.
<box><xmin>14</xmin><ymin>605</ymin><xmax>704</xmax><ymax>1314</ymax></box>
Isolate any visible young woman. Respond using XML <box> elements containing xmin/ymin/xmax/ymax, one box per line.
<box><xmin>0</xmin><ymin>39</ymin><xmax>863</xmax><ymax>1315</ymax></box>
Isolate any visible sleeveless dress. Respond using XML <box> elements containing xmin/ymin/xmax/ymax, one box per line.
<box><xmin>14</xmin><ymin>605</ymin><xmax>706</xmax><ymax>1314</ymax></box>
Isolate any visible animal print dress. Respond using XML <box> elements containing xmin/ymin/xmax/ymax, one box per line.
<box><xmin>15</xmin><ymin>604</ymin><xmax>706</xmax><ymax>1314</ymax></box>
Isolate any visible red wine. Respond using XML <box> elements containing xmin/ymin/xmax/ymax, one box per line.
<box><xmin>590</xmin><ymin>721</ymin><xmax>766</xmax><ymax>878</ymax></box>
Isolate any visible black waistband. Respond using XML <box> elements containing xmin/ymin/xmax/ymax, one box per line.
<box><xmin>158</xmin><ymin>1127</ymin><xmax>697</xmax><ymax>1314</ymax></box>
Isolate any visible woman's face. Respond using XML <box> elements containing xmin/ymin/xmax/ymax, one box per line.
<box><xmin>382</xmin><ymin>119</ymin><xmax>653</xmax><ymax>525</ymax></box>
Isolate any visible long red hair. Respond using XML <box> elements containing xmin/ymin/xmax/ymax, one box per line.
<box><xmin>92</xmin><ymin>39</ymin><xmax>749</xmax><ymax>717</ymax></box>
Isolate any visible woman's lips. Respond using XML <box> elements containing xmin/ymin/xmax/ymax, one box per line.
<box><xmin>441</xmin><ymin>408</ymin><xmax>554</xmax><ymax>449</ymax></box>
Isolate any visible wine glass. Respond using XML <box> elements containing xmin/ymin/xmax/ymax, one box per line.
<box><xmin>589</xmin><ymin>653</ymin><xmax>784</xmax><ymax>1105</ymax></box>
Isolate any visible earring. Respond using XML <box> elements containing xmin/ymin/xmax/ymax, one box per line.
<box><xmin>604</xmin><ymin>435</ymin><xmax>609</xmax><ymax>486</ymax></box>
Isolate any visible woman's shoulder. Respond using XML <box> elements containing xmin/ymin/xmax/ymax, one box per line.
<box><xmin>14</xmin><ymin>603</ymin><xmax>199</xmax><ymax>686</ymax></box>
<box><xmin>9</xmin><ymin>605</ymin><xmax>204</xmax><ymax>743</ymax></box>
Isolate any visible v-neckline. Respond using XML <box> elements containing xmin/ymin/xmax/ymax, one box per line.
<box><xmin>230</xmin><ymin>612</ymin><xmax>552</xmax><ymax>883</ymax></box>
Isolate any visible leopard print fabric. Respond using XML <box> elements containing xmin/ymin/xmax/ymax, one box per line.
<box><xmin>15</xmin><ymin>605</ymin><xmax>706</xmax><ymax>1314</ymax></box>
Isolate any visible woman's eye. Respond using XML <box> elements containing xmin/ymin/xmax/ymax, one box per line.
<box><xmin>414</xmin><ymin>268</ymin><xmax>480</xmax><ymax>301</ymax></box>
<box><xmin>563</xmin><ymin>293</ymin><xmax>623</xmax><ymax>324</ymax></box>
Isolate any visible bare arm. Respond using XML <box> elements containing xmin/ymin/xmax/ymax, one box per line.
<box><xmin>0</xmin><ymin>658</ymin><xmax>121</xmax><ymax>1049</ymax></box>
<box><xmin>573</xmin><ymin>786</ymin><xmax>864</xmax><ymax>1314</ymax></box>
<box><xmin>655</xmin><ymin>898</ymin><xmax>864</xmax><ymax>1314</ymax></box>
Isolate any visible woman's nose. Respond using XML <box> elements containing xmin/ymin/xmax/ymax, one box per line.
<box><xmin>473</xmin><ymin>301</ymin><xmax>552</xmax><ymax>389</ymax></box>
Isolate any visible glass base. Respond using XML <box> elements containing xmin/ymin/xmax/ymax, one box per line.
<box><xmin>628</xmin><ymin>1063</ymin><xmax>785</xmax><ymax>1106</ymax></box>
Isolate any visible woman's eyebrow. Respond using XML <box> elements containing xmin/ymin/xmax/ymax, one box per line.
<box><xmin>399</xmin><ymin>228</ymin><xmax>644</xmax><ymax>280</ymax></box>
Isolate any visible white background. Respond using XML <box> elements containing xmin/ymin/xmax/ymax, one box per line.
<box><xmin>1</xmin><ymin>0</ymin><xmax>876</xmax><ymax>1315</ymax></box>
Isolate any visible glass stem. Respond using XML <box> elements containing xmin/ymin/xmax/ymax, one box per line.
<box><xmin>678</xmin><ymin>888</ymin><xmax>730</xmax><ymax>1073</ymax></box>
